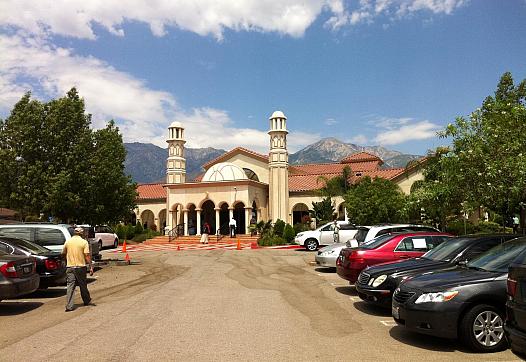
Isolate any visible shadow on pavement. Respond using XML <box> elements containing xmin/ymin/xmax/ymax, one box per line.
<box><xmin>314</xmin><ymin>267</ymin><xmax>336</xmax><ymax>273</ymax></box>
<box><xmin>389</xmin><ymin>326</ymin><xmax>466</xmax><ymax>353</ymax></box>
<box><xmin>335</xmin><ymin>286</ymin><xmax>357</xmax><ymax>296</ymax></box>
<box><xmin>352</xmin><ymin>301</ymin><xmax>391</xmax><ymax>317</ymax></box>
<box><xmin>0</xmin><ymin>301</ymin><xmax>43</xmax><ymax>315</ymax></box>
<box><xmin>25</xmin><ymin>288</ymin><xmax>66</xmax><ymax>298</ymax></box>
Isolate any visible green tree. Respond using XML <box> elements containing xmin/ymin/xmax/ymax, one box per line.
<box><xmin>439</xmin><ymin>72</ymin><xmax>526</xmax><ymax>228</ymax></box>
<box><xmin>274</xmin><ymin>219</ymin><xmax>285</xmax><ymax>237</ymax></box>
<box><xmin>134</xmin><ymin>221</ymin><xmax>144</xmax><ymax>235</ymax></box>
<box><xmin>344</xmin><ymin>176</ymin><xmax>407</xmax><ymax>225</ymax></box>
<box><xmin>283</xmin><ymin>224</ymin><xmax>296</xmax><ymax>243</ymax></box>
<box><xmin>310</xmin><ymin>197</ymin><xmax>335</xmax><ymax>225</ymax></box>
<box><xmin>0</xmin><ymin>88</ymin><xmax>137</xmax><ymax>224</ymax></box>
<box><xmin>317</xmin><ymin>165</ymin><xmax>352</xmax><ymax>198</ymax></box>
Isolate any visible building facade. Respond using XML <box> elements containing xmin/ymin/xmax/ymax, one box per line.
<box><xmin>135</xmin><ymin>111</ymin><xmax>425</xmax><ymax>235</ymax></box>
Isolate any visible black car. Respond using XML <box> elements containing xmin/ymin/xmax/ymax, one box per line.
<box><xmin>392</xmin><ymin>236</ymin><xmax>526</xmax><ymax>353</ymax></box>
<box><xmin>505</xmin><ymin>247</ymin><xmax>526</xmax><ymax>355</ymax></box>
<box><xmin>0</xmin><ymin>237</ymin><xmax>66</xmax><ymax>288</ymax></box>
<box><xmin>0</xmin><ymin>250</ymin><xmax>40</xmax><ymax>302</ymax></box>
<box><xmin>356</xmin><ymin>234</ymin><xmax>517</xmax><ymax>308</ymax></box>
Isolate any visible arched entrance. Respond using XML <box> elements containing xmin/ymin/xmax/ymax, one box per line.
<box><xmin>201</xmin><ymin>200</ymin><xmax>216</xmax><ymax>234</ymax></box>
<box><xmin>187</xmin><ymin>204</ymin><xmax>197</xmax><ymax>235</ymax></box>
<box><xmin>159</xmin><ymin>209</ymin><xmax>167</xmax><ymax>231</ymax></box>
<box><xmin>292</xmin><ymin>203</ymin><xmax>309</xmax><ymax>225</ymax></box>
<box><xmin>336</xmin><ymin>203</ymin><xmax>346</xmax><ymax>221</ymax></box>
<box><xmin>219</xmin><ymin>203</ymin><xmax>229</xmax><ymax>235</ymax></box>
<box><xmin>251</xmin><ymin>201</ymin><xmax>258</xmax><ymax>222</ymax></box>
<box><xmin>141</xmin><ymin>210</ymin><xmax>155</xmax><ymax>229</ymax></box>
<box><xmin>234</xmin><ymin>202</ymin><xmax>246</xmax><ymax>234</ymax></box>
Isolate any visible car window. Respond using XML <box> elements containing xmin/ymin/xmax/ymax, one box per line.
<box><xmin>320</xmin><ymin>225</ymin><xmax>331</xmax><ymax>232</ymax></box>
<box><xmin>0</xmin><ymin>227</ymin><xmax>32</xmax><ymax>242</ymax></box>
<box><xmin>427</xmin><ymin>236</ymin><xmax>449</xmax><ymax>249</ymax></box>
<box><xmin>35</xmin><ymin>228</ymin><xmax>66</xmax><ymax>246</ymax></box>
<box><xmin>10</xmin><ymin>238</ymin><xmax>50</xmax><ymax>254</ymax></box>
<box><xmin>467</xmin><ymin>238</ymin><xmax>526</xmax><ymax>273</ymax></box>
<box><xmin>360</xmin><ymin>234</ymin><xmax>396</xmax><ymax>249</ymax></box>
<box><xmin>396</xmin><ymin>236</ymin><xmax>433</xmax><ymax>252</ymax></box>
<box><xmin>461</xmin><ymin>238</ymin><xmax>504</xmax><ymax>260</ymax></box>
<box><xmin>339</xmin><ymin>224</ymin><xmax>356</xmax><ymax>230</ymax></box>
<box><xmin>0</xmin><ymin>242</ymin><xmax>13</xmax><ymax>253</ymax></box>
<box><xmin>354</xmin><ymin>228</ymin><xmax>370</xmax><ymax>243</ymax></box>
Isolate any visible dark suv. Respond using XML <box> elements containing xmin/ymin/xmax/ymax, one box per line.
<box><xmin>505</xmin><ymin>247</ymin><xmax>526</xmax><ymax>355</ymax></box>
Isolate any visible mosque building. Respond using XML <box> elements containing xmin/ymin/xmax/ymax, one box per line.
<box><xmin>134</xmin><ymin>111</ymin><xmax>425</xmax><ymax>236</ymax></box>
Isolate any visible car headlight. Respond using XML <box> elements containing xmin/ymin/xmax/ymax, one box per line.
<box><xmin>414</xmin><ymin>291</ymin><xmax>458</xmax><ymax>304</ymax></box>
<box><xmin>371</xmin><ymin>275</ymin><xmax>387</xmax><ymax>288</ymax></box>
<box><xmin>321</xmin><ymin>250</ymin><xmax>335</xmax><ymax>256</ymax></box>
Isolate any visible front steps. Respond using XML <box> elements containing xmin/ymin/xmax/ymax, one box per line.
<box><xmin>145</xmin><ymin>234</ymin><xmax>260</xmax><ymax>245</ymax></box>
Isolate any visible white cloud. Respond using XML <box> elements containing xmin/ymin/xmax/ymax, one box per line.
<box><xmin>324</xmin><ymin>118</ymin><xmax>338</xmax><ymax>125</ymax></box>
<box><xmin>0</xmin><ymin>33</ymin><xmax>176</xmax><ymax>142</ymax></box>
<box><xmin>0</xmin><ymin>33</ymin><xmax>317</xmax><ymax>153</ymax></box>
<box><xmin>373</xmin><ymin>119</ymin><xmax>440</xmax><ymax>145</ymax></box>
<box><xmin>349</xmin><ymin>134</ymin><xmax>368</xmax><ymax>145</ymax></box>
<box><xmin>171</xmin><ymin>107</ymin><xmax>320</xmax><ymax>153</ymax></box>
<box><xmin>0</xmin><ymin>0</ymin><xmax>348</xmax><ymax>40</ymax></box>
<box><xmin>325</xmin><ymin>0</ymin><xmax>466</xmax><ymax>30</ymax></box>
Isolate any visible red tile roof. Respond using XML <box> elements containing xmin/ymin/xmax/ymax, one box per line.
<box><xmin>202</xmin><ymin>147</ymin><xmax>268</xmax><ymax>169</ymax></box>
<box><xmin>341</xmin><ymin>152</ymin><xmax>383</xmax><ymax>165</ymax></box>
<box><xmin>137</xmin><ymin>183</ymin><xmax>165</xmax><ymax>200</ymax></box>
<box><xmin>0</xmin><ymin>208</ymin><xmax>17</xmax><ymax>218</ymax></box>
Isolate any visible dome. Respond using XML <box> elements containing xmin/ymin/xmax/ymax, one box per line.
<box><xmin>202</xmin><ymin>162</ymin><xmax>248</xmax><ymax>182</ymax></box>
<box><xmin>269</xmin><ymin>110</ymin><xmax>286</xmax><ymax>120</ymax></box>
<box><xmin>169</xmin><ymin>121</ymin><xmax>183</xmax><ymax>128</ymax></box>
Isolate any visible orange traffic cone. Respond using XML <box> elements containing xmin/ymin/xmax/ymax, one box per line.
<box><xmin>122</xmin><ymin>240</ymin><xmax>127</xmax><ymax>253</ymax></box>
<box><xmin>125</xmin><ymin>252</ymin><xmax>131</xmax><ymax>265</ymax></box>
<box><xmin>177</xmin><ymin>245</ymin><xmax>181</xmax><ymax>251</ymax></box>
<box><xmin>236</xmin><ymin>238</ymin><xmax>241</xmax><ymax>250</ymax></box>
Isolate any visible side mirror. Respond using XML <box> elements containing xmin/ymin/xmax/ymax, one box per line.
<box><xmin>457</xmin><ymin>260</ymin><xmax>468</xmax><ymax>266</ymax></box>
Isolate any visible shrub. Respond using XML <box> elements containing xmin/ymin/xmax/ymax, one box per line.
<box><xmin>274</xmin><ymin>219</ymin><xmax>285</xmax><ymax>237</ymax></box>
<box><xmin>445</xmin><ymin>219</ymin><xmax>476</xmax><ymax>236</ymax></box>
<box><xmin>272</xmin><ymin>236</ymin><xmax>287</xmax><ymax>245</ymax></box>
<box><xmin>283</xmin><ymin>224</ymin><xmax>295</xmax><ymax>243</ymax></box>
<box><xmin>114</xmin><ymin>224</ymin><xmax>125</xmax><ymax>239</ymax></box>
<box><xmin>125</xmin><ymin>224</ymin><xmax>135</xmax><ymax>240</ymax></box>
<box><xmin>25</xmin><ymin>215</ymin><xmax>41</xmax><ymax>222</ymax></box>
<box><xmin>293</xmin><ymin>222</ymin><xmax>310</xmax><ymax>234</ymax></box>
<box><xmin>134</xmin><ymin>222</ymin><xmax>144</xmax><ymax>235</ymax></box>
<box><xmin>476</xmin><ymin>221</ymin><xmax>505</xmax><ymax>234</ymax></box>
<box><xmin>132</xmin><ymin>233</ymin><xmax>148</xmax><ymax>243</ymax></box>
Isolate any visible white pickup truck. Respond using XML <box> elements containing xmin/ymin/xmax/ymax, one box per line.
<box><xmin>294</xmin><ymin>221</ymin><xmax>358</xmax><ymax>251</ymax></box>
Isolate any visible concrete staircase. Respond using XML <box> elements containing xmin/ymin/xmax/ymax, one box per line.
<box><xmin>145</xmin><ymin>234</ymin><xmax>260</xmax><ymax>245</ymax></box>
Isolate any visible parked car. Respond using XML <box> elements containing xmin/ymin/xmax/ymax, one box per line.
<box><xmin>505</xmin><ymin>247</ymin><xmax>526</xmax><ymax>355</ymax></box>
<box><xmin>0</xmin><ymin>237</ymin><xmax>66</xmax><ymax>288</ymax></box>
<box><xmin>392</xmin><ymin>236</ymin><xmax>526</xmax><ymax>353</ymax></box>
<box><xmin>0</xmin><ymin>224</ymin><xmax>101</xmax><ymax>261</ymax></box>
<box><xmin>316</xmin><ymin>224</ymin><xmax>441</xmax><ymax>268</ymax></box>
<box><xmin>356</xmin><ymin>234</ymin><xmax>518</xmax><ymax>307</ymax></box>
<box><xmin>336</xmin><ymin>232</ymin><xmax>451</xmax><ymax>283</ymax></box>
<box><xmin>295</xmin><ymin>221</ymin><xmax>358</xmax><ymax>251</ymax></box>
<box><xmin>95</xmin><ymin>225</ymin><xmax>119</xmax><ymax>249</ymax></box>
<box><xmin>0</xmin><ymin>250</ymin><xmax>40</xmax><ymax>302</ymax></box>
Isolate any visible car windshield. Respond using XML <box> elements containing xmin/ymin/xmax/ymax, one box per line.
<box><xmin>422</xmin><ymin>237</ymin><xmax>471</xmax><ymax>261</ymax></box>
<box><xmin>8</xmin><ymin>238</ymin><xmax>51</xmax><ymax>254</ymax></box>
<box><xmin>466</xmin><ymin>239</ymin><xmax>526</xmax><ymax>273</ymax></box>
<box><xmin>354</xmin><ymin>228</ymin><xmax>370</xmax><ymax>243</ymax></box>
<box><xmin>359</xmin><ymin>234</ymin><xmax>396</xmax><ymax>249</ymax></box>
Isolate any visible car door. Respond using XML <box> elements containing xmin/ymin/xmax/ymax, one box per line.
<box><xmin>395</xmin><ymin>236</ymin><xmax>434</xmax><ymax>259</ymax></box>
<box><xmin>319</xmin><ymin>224</ymin><xmax>334</xmax><ymax>245</ymax></box>
<box><xmin>102</xmin><ymin>226</ymin><xmax>113</xmax><ymax>247</ymax></box>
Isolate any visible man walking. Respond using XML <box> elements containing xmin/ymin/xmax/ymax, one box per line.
<box><xmin>229</xmin><ymin>217</ymin><xmax>237</xmax><ymax>238</ymax></box>
<box><xmin>62</xmin><ymin>227</ymin><xmax>93</xmax><ymax>311</ymax></box>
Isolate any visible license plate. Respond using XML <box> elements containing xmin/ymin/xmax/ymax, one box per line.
<box><xmin>23</xmin><ymin>267</ymin><xmax>31</xmax><ymax>274</ymax></box>
<box><xmin>392</xmin><ymin>306</ymin><xmax>399</xmax><ymax>319</ymax></box>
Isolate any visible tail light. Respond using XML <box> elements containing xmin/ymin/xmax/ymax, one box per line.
<box><xmin>507</xmin><ymin>277</ymin><xmax>518</xmax><ymax>298</ymax></box>
<box><xmin>0</xmin><ymin>262</ymin><xmax>18</xmax><ymax>278</ymax></box>
<box><xmin>45</xmin><ymin>259</ymin><xmax>59</xmax><ymax>270</ymax></box>
<box><xmin>348</xmin><ymin>251</ymin><xmax>365</xmax><ymax>264</ymax></box>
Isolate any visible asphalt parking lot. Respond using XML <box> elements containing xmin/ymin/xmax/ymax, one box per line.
<box><xmin>0</xmin><ymin>248</ymin><xmax>522</xmax><ymax>361</ymax></box>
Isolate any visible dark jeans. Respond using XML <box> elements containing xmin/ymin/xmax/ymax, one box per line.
<box><xmin>66</xmin><ymin>266</ymin><xmax>91</xmax><ymax>310</ymax></box>
<box><xmin>230</xmin><ymin>225</ymin><xmax>236</xmax><ymax>238</ymax></box>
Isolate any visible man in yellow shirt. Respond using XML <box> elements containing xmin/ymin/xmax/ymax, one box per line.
<box><xmin>62</xmin><ymin>227</ymin><xmax>93</xmax><ymax>311</ymax></box>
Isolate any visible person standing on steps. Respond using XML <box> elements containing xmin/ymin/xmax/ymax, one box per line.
<box><xmin>62</xmin><ymin>227</ymin><xmax>93</xmax><ymax>312</ymax></box>
<box><xmin>229</xmin><ymin>217</ymin><xmax>237</xmax><ymax>238</ymax></box>
<box><xmin>201</xmin><ymin>221</ymin><xmax>211</xmax><ymax>244</ymax></box>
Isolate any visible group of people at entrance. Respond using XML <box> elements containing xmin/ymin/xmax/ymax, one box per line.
<box><xmin>199</xmin><ymin>217</ymin><xmax>238</xmax><ymax>244</ymax></box>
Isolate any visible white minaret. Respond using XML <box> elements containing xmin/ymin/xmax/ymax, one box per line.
<box><xmin>166</xmin><ymin>121</ymin><xmax>186</xmax><ymax>184</ymax></box>
<box><xmin>268</xmin><ymin>111</ymin><xmax>289</xmax><ymax>222</ymax></box>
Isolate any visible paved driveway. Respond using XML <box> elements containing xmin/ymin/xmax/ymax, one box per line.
<box><xmin>0</xmin><ymin>249</ymin><xmax>521</xmax><ymax>361</ymax></box>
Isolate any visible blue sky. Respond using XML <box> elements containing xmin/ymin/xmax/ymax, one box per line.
<box><xmin>1</xmin><ymin>0</ymin><xmax>525</xmax><ymax>155</ymax></box>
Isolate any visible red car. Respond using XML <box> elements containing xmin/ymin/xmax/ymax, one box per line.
<box><xmin>336</xmin><ymin>232</ymin><xmax>453</xmax><ymax>283</ymax></box>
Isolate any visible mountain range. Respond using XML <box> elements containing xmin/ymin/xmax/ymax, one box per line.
<box><xmin>124</xmin><ymin>138</ymin><xmax>422</xmax><ymax>183</ymax></box>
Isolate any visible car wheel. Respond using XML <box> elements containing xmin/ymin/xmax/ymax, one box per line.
<box><xmin>114</xmin><ymin>239</ymin><xmax>118</xmax><ymax>248</ymax></box>
<box><xmin>98</xmin><ymin>240</ymin><xmax>102</xmax><ymax>251</ymax></box>
<box><xmin>459</xmin><ymin>304</ymin><xmax>507</xmax><ymax>352</ymax></box>
<box><xmin>305</xmin><ymin>238</ymin><xmax>319</xmax><ymax>251</ymax></box>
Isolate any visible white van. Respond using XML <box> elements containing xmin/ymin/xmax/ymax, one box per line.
<box><xmin>294</xmin><ymin>221</ymin><xmax>358</xmax><ymax>251</ymax></box>
<box><xmin>0</xmin><ymin>223</ymin><xmax>101</xmax><ymax>261</ymax></box>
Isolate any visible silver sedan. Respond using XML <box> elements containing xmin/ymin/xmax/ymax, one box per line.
<box><xmin>315</xmin><ymin>243</ymin><xmax>347</xmax><ymax>268</ymax></box>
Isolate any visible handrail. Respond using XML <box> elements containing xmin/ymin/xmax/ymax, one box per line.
<box><xmin>168</xmin><ymin>223</ymin><xmax>184</xmax><ymax>242</ymax></box>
